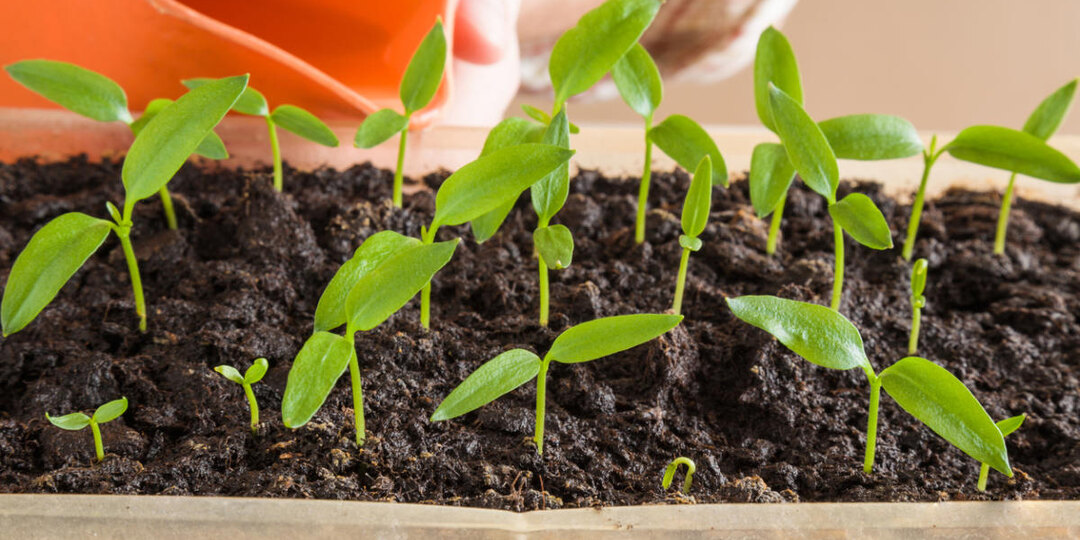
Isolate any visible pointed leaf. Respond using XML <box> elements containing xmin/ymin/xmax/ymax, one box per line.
<box><xmin>996</xmin><ymin>414</ymin><xmax>1025</xmax><ymax>438</ymax></box>
<box><xmin>430</xmin><ymin>349</ymin><xmax>541</xmax><ymax>421</ymax></box>
<box><xmin>92</xmin><ymin>397</ymin><xmax>128</xmax><ymax>423</ymax></box>
<box><xmin>768</xmin><ymin>83</ymin><xmax>838</xmax><ymax>201</ymax></box>
<box><xmin>1023</xmin><ymin>79</ymin><xmax>1076</xmax><ymax>141</ymax></box>
<box><xmin>245</xmin><ymin>358</ymin><xmax>269</xmax><ymax>384</ymax></box>
<box><xmin>681</xmin><ymin>156</ymin><xmax>713</xmax><ymax>237</ymax></box>
<box><xmin>346</xmin><ymin>240</ymin><xmax>459</xmax><ymax>332</ymax></box>
<box><xmin>534</xmin><ymin>224</ymin><xmax>574</xmax><ymax>269</ymax></box>
<box><xmin>281</xmin><ymin>332</ymin><xmax>354</xmax><ymax>428</ymax></box>
<box><xmin>46</xmin><ymin>412</ymin><xmax>91</xmax><ymax>431</ymax></box>
<box><xmin>271</xmin><ymin>105</ymin><xmax>339</xmax><ymax>147</ymax></box>
<box><xmin>548</xmin><ymin>314</ymin><xmax>682</xmax><ymax>364</ymax></box>
<box><xmin>531</xmin><ymin>108</ymin><xmax>571</xmax><ymax>222</ymax></box>
<box><xmin>828</xmin><ymin>193</ymin><xmax>893</xmax><ymax>250</ymax></box>
<box><xmin>471</xmin><ymin>118</ymin><xmax>547</xmax><ymax>242</ymax></box>
<box><xmin>5</xmin><ymin>60</ymin><xmax>131</xmax><ymax>123</ymax></box>
<box><xmin>354</xmin><ymin>108</ymin><xmax>408</xmax><ymax>148</ymax></box>
<box><xmin>818</xmin><ymin>114</ymin><xmax>923</xmax><ymax>161</ymax></box>
<box><xmin>753</xmin><ymin>27</ymin><xmax>801</xmax><ymax>133</ymax></box>
<box><xmin>182</xmin><ymin>78</ymin><xmax>267</xmax><ymax>116</ymax></box>
<box><xmin>132</xmin><ymin>98</ymin><xmax>226</xmax><ymax>160</ymax></box>
<box><xmin>911</xmin><ymin>258</ymin><xmax>928</xmax><ymax>299</ymax></box>
<box><xmin>214</xmin><ymin>365</ymin><xmax>245</xmax><ymax>385</ymax></box>
<box><xmin>649</xmin><ymin>115</ymin><xmax>728</xmax><ymax>186</ymax></box>
<box><xmin>400</xmin><ymin>19</ymin><xmax>447</xmax><ymax>114</ymax></box>
<box><xmin>522</xmin><ymin>104</ymin><xmax>551</xmax><ymax>124</ymax></box>
<box><xmin>945</xmin><ymin>125</ymin><xmax>1080</xmax><ymax>184</ymax></box>
<box><xmin>314</xmin><ymin>231</ymin><xmax>420</xmax><ymax>332</ymax></box>
<box><xmin>612</xmin><ymin>43</ymin><xmax>662</xmax><ymax>118</ymax></box>
<box><xmin>749</xmin><ymin>142</ymin><xmax>796</xmax><ymax>217</ymax></box>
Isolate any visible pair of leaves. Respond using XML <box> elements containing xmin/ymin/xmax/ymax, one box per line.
<box><xmin>681</xmin><ymin>156</ymin><xmax>713</xmax><ymax>241</ymax></box>
<box><xmin>47</xmin><ymin>397</ymin><xmax>128</xmax><ymax>430</ymax></box>
<box><xmin>648</xmin><ymin>116</ymin><xmax>728</xmax><ymax>187</ymax></box>
<box><xmin>612</xmin><ymin>43</ymin><xmax>663</xmax><ymax>120</ymax></box>
<box><xmin>5</xmin><ymin>59</ymin><xmax>133</xmax><ymax>124</ymax></box>
<box><xmin>215</xmin><ymin>358</ymin><xmax>269</xmax><ymax>386</ymax></box>
<box><xmin>534</xmin><ymin>224</ymin><xmax>574</xmax><ymax>269</ymax></box>
<box><xmin>315</xmin><ymin>231</ymin><xmax>421</xmax><ymax>331</ymax></box>
<box><xmin>132</xmin><ymin>98</ymin><xmax>228</xmax><ymax>160</ymax></box>
<box><xmin>471</xmin><ymin>118</ymin><xmax>548</xmax><ymax>242</ymax></box>
<box><xmin>184</xmin><ymin>78</ymin><xmax>338</xmax><ymax>147</ymax></box>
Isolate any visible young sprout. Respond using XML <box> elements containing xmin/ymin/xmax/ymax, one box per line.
<box><xmin>662</xmin><ymin>456</ymin><xmax>697</xmax><ymax>494</ymax></box>
<box><xmin>354</xmin><ymin>19</ymin><xmax>446</xmax><ymax>207</ymax></box>
<box><xmin>4</xmin><ymin>59</ymin><xmax>230</xmax><ymax>229</ymax></box>
<box><xmin>431</xmin><ymin>314</ymin><xmax>681</xmax><ymax>454</ymax></box>
<box><xmin>908</xmin><ymin>259</ymin><xmax>928</xmax><ymax>355</ymax></box>
<box><xmin>671</xmin><ymin>156</ymin><xmax>712</xmax><ymax>315</ymax></box>
<box><xmin>727</xmin><ymin>295</ymin><xmax>1012</xmax><ymax>477</ymax></box>
<box><xmin>979</xmin><ymin>414</ymin><xmax>1024</xmax><ymax>491</ymax></box>
<box><xmin>46</xmin><ymin>397</ymin><xmax>128</xmax><ymax>462</ymax></box>
<box><xmin>1</xmin><ymin>76</ymin><xmax>248</xmax><ymax>335</ymax></box>
<box><xmin>612</xmin><ymin>43</ymin><xmax>663</xmax><ymax>243</ymax></box>
<box><xmin>184</xmin><ymin>79</ymin><xmax>339</xmax><ymax>192</ymax></box>
<box><xmin>215</xmin><ymin>358</ymin><xmax>269</xmax><ymax>434</ymax></box>
<box><xmin>900</xmin><ymin>136</ymin><xmax>945</xmax><ymax>261</ymax></box>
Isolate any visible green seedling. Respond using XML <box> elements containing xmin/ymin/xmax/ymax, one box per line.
<box><xmin>727</xmin><ymin>295</ymin><xmax>1011</xmax><ymax>478</ymax></box>
<box><xmin>979</xmin><ymin>414</ymin><xmax>1024</xmax><ymax>491</ymax></box>
<box><xmin>671</xmin><ymin>156</ymin><xmax>712</xmax><ymax>315</ymax></box>
<box><xmin>431</xmin><ymin>314</ymin><xmax>681</xmax><ymax>454</ymax></box>
<box><xmin>662</xmin><ymin>456</ymin><xmax>697</xmax><ymax>494</ymax></box>
<box><xmin>184</xmin><ymin>79</ymin><xmax>338</xmax><ymax>193</ymax></box>
<box><xmin>908</xmin><ymin>259</ymin><xmax>928</xmax><ymax>355</ymax></box>
<box><xmin>215</xmin><ymin>357</ymin><xmax>269</xmax><ymax>434</ymax></box>
<box><xmin>354</xmin><ymin>19</ymin><xmax>446</xmax><ymax>207</ymax></box>
<box><xmin>5</xmin><ymin>59</ymin><xmax>231</xmax><ymax>229</ymax></box>
<box><xmin>1</xmin><ymin>76</ymin><xmax>248</xmax><ymax>335</ymax></box>
<box><xmin>283</xmin><ymin>231</ymin><xmax>458</xmax><ymax>445</ymax></box>
<box><xmin>46</xmin><ymin>397</ymin><xmax>128</xmax><ymax>462</ymax></box>
<box><xmin>612</xmin><ymin>42</ymin><xmax>663</xmax><ymax>243</ymax></box>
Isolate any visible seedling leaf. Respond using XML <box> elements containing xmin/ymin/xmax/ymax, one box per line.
<box><xmin>472</xmin><ymin>118</ymin><xmax>547</xmax><ymax>242</ymax></box>
<box><xmin>547</xmin><ymin>314</ymin><xmax>682</xmax><ymax>364</ymax></box>
<box><xmin>818</xmin><ymin>114</ymin><xmax>923</xmax><ymax>161</ymax></box>
<box><xmin>281</xmin><ymin>332</ymin><xmax>354</xmax><ymax>428</ymax></box>
<box><xmin>345</xmin><ymin>240</ymin><xmax>459</xmax><ymax>332</ymax></box>
<box><xmin>215</xmin><ymin>365</ymin><xmax>245</xmax><ymax>385</ymax></box>
<box><xmin>534</xmin><ymin>224</ymin><xmax>574</xmax><ymax>269</ymax></box>
<box><xmin>522</xmin><ymin>104</ymin><xmax>550</xmax><ymax>124</ymax></box>
<box><xmin>245</xmin><ymin>358</ymin><xmax>269</xmax><ymax>384</ymax></box>
<box><xmin>400</xmin><ymin>19</ymin><xmax>447</xmax><ymax>114</ymax></box>
<box><xmin>681</xmin><ymin>156</ymin><xmax>713</xmax><ymax>238</ymax></box>
<box><xmin>753</xmin><ymin>27</ymin><xmax>802</xmax><ymax>133</ymax></box>
<box><xmin>131</xmin><ymin>98</ymin><xmax>227</xmax><ymax>160</ymax></box>
<box><xmin>5</xmin><ymin>60</ymin><xmax>132</xmax><ymax>123</ymax></box>
<box><xmin>945</xmin><ymin>125</ymin><xmax>1080</xmax><ymax>184</ymax></box>
<box><xmin>996</xmin><ymin>414</ymin><xmax>1025</xmax><ymax>437</ymax></box>
<box><xmin>271</xmin><ymin>105</ymin><xmax>339</xmax><ymax>147</ymax></box>
<box><xmin>183</xmin><ymin>78</ymin><xmax>267</xmax><ymax>116</ymax></box>
<box><xmin>612</xmin><ymin>43</ymin><xmax>662</xmax><ymax>119</ymax></box>
<box><xmin>46</xmin><ymin>412</ymin><xmax>91</xmax><ymax>431</ymax></box>
<box><xmin>531</xmin><ymin>108</ymin><xmax>572</xmax><ymax>223</ymax></box>
<box><xmin>430</xmin><ymin>349</ymin><xmax>542</xmax><ymax>421</ymax></box>
<box><xmin>768</xmin><ymin>83</ymin><xmax>838</xmax><ymax>201</ymax></box>
<box><xmin>1022</xmin><ymin>78</ymin><xmax>1076</xmax><ymax>141</ymax></box>
<box><xmin>749</xmin><ymin>142</ymin><xmax>796</xmax><ymax>217</ymax></box>
<box><xmin>354</xmin><ymin>108</ymin><xmax>408</xmax><ymax>148</ymax></box>
<box><xmin>649</xmin><ymin>115</ymin><xmax>728</xmax><ymax>186</ymax></box>
<box><xmin>828</xmin><ymin>193</ymin><xmax>893</xmax><ymax>250</ymax></box>
<box><xmin>679</xmin><ymin>234</ymin><xmax>702</xmax><ymax>251</ymax></box>
<box><xmin>315</xmin><ymin>231</ymin><xmax>421</xmax><ymax>332</ymax></box>
<box><xmin>92</xmin><ymin>397</ymin><xmax>128</xmax><ymax>423</ymax></box>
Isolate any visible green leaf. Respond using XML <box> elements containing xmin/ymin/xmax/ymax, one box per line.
<box><xmin>281</xmin><ymin>332</ymin><xmax>354</xmax><ymax>428</ymax></box>
<box><xmin>681</xmin><ymin>156</ymin><xmax>713</xmax><ymax>238</ymax></box>
<box><xmin>430</xmin><ymin>349</ymin><xmax>542</xmax><ymax>421</ymax></box>
<box><xmin>471</xmin><ymin>118</ymin><xmax>547</xmax><ymax>242</ymax></box>
<box><xmin>828</xmin><ymin>193</ymin><xmax>893</xmax><ymax>250</ymax></box>
<box><xmin>354</xmin><ymin>108</ymin><xmax>408</xmax><ymax>149</ymax></box>
<box><xmin>129</xmin><ymin>98</ymin><xmax>171</xmax><ymax>135</ymax></box>
<box><xmin>547</xmin><ymin>314</ymin><xmax>682</xmax><ymax>364</ymax></box>
<box><xmin>183</xmin><ymin>78</ymin><xmax>267</xmax><ymax>116</ymax></box>
<box><xmin>749</xmin><ymin>142</ymin><xmax>796</xmax><ymax>217</ymax></box>
<box><xmin>345</xmin><ymin>240</ymin><xmax>459</xmax><ymax>332</ymax></box>
<box><xmin>818</xmin><ymin>114</ymin><xmax>923</xmax><ymax>161</ymax></box>
<box><xmin>531</xmin><ymin>108</ymin><xmax>572</xmax><ymax>223</ymax></box>
<box><xmin>5</xmin><ymin>60</ymin><xmax>132</xmax><ymax>124</ymax></box>
<box><xmin>768</xmin><ymin>83</ymin><xmax>839</xmax><ymax>201</ymax></box>
<box><xmin>648</xmin><ymin>115</ymin><xmax>728</xmax><ymax>187</ymax></box>
<box><xmin>432</xmin><ymin>144</ymin><xmax>575</xmax><ymax>228</ymax></box>
<box><xmin>1022</xmin><ymin>79</ymin><xmax>1077</xmax><ymax>141</ymax></box>
<box><xmin>1</xmin><ymin>212</ymin><xmax>113</xmax><ymax>336</ymax></box>
<box><xmin>522</xmin><ymin>104</ymin><xmax>551</xmax><ymax>124</ymax></box>
<box><xmin>753</xmin><ymin>26</ymin><xmax>802</xmax><ymax>133</ymax></box>
<box><xmin>996</xmin><ymin>414</ymin><xmax>1025</xmax><ymax>438</ymax></box>
<box><xmin>679</xmin><ymin>234</ymin><xmax>702</xmax><ymax>251</ymax></box>
<box><xmin>245</xmin><ymin>357</ymin><xmax>269</xmax><ymax>384</ymax></box>
<box><xmin>271</xmin><ymin>105</ymin><xmax>339</xmax><ymax>147</ymax></box>
<box><xmin>534</xmin><ymin>224</ymin><xmax>574</xmax><ymax>269</ymax></box>
<box><xmin>314</xmin><ymin>231</ymin><xmax>420</xmax><ymax>332</ymax></box>
<box><xmin>92</xmin><ymin>397</ymin><xmax>128</xmax><ymax>423</ymax></box>
<box><xmin>548</xmin><ymin>0</ymin><xmax>661</xmax><ymax>107</ymax></box>
<box><xmin>123</xmin><ymin>75</ymin><xmax>248</xmax><ymax>207</ymax></box>
<box><xmin>725</xmin><ymin>295</ymin><xmax>871</xmax><ymax>372</ymax></box>
<box><xmin>131</xmin><ymin>98</ymin><xmax>226</xmax><ymax>160</ymax></box>
<box><xmin>911</xmin><ymin>258</ymin><xmax>928</xmax><ymax>299</ymax></box>
<box><xmin>46</xmin><ymin>412</ymin><xmax>91</xmax><ymax>431</ymax></box>
<box><xmin>945</xmin><ymin>125</ymin><xmax>1080</xmax><ymax>184</ymax></box>
<box><xmin>879</xmin><ymin>357</ymin><xmax>1011</xmax><ymax>476</ymax></box>
<box><xmin>612</xmin><ymin>43</ymin><xmax>662</xmax><ymax>119</ymax></box>
<box><xmin>400</xmin><ymin>19</ymin><xmax>447</xmax><ymax>114</ymax></box>
<box><xmin>214</xmin><ymin>365</ymin><xmax>245</xmax><ymax>385</ymax></box>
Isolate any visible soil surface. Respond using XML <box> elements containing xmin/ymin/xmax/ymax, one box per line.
<box><xmin>0</xmin><ymin>156</ymin><xmax>1077</xmax><ymax>510</ymax></box>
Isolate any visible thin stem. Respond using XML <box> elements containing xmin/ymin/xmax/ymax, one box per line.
<box><xmin>766</xmin><ymin>194</ymin><xmax>787</xmax><ymax>256</ymax></box>
<box><xmin>90</xmin><ymin>420</ymin><xmax>104</xmax><ymax>462</ymax></box>
<box><xmin>243</xmin><ymin>383</ymin><xmax>259</xmax><ymax>435</ymax></box>
<box><xmin>393</xmin><ymin>125</ymin><xmax>410</xmax><ymax>208</ymax></box>
<box><xmin>831</xmin><ymin>217</ymin><xmax>844</xmax><ymax>311</ymax></box>
<box><xmin>903</xmin><ymin>136</ymin><xmax>940</xmax><ymax>261</ymax></box>
<box><xmin>671</xmin><ymin>247</ymin><xmax>691</xmax><ymax>315</ymax></box>
<box><xmin>994</xmin><ymin>173</ymin><xmax>1018</xmax><ymax>255</ymax></box>
<box><xmin>864</xmin><ymin>377</ymin><xmax>882</xmax><ymax>474</ymax></box>
<box><xmin>158</xmin><ymin>187</ymin><xmax>178</xmax><ymax>230</ymax></box>
<box><xmin>266</xmin><ymin>116</ymin><xmax>283</xmax><ymax>192</ymax></box>
<box><xmin>117</xmin><ymin>230</ymin><xmax>147</xmax><ymax>332</ymax></box>
<box><xmin>634</xmin><ymin>116</ymin><xmax>653</xmax><ymax>244</ymax></box>
<box><xmin>534</xmin><ymin>358</ymin><xmax>551</xmax><ymax>455</ymax></box>
<box><xmin>419</xmin><ymin>225</ymin><xmax>437</xmax><ymax>330</ymax></box>
<box><xmin>347</xmin><ymin>346</ymin><xmax>365</xmax><ymax>446</ymax></box>
<box><xmin>978</xmin><ymin>463</ymin><xmax>990</xmax><ymax>491</ymax></box>
<box><xmin>908</xmin><ymin>306</ymin><xmax>922</xmax><ymax>355</ymax></box>
<box><xmin>538</xmin><ymin>258</ymin><xmax>550</xmax><ymax>327</ymax></box>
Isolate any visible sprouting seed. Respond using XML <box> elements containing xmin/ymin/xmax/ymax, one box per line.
<box><xmin>215</xmin><ymin>358</ymin><xmax>269</xmax><ymax>434</ymax></box>
<box><xmin>908</xmin><ymin>259</ymin><xmax>928</xmax><ymax>355</ymax></box>
<box><xmin>46</xmin><ymin>397</ymin><xmax>128</xmax><ymax>462</ymax></box>
<box><xmin>662</xmin><ymin>456</ymin><xmax>697</xmax><ymax>494</ymax></box>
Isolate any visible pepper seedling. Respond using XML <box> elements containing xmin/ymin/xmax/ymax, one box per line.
<box><xmin>431</xmin><ymin>314</ymin><xmax>681</xmax><ymax>454</ymax></box>
<box><xmin>671</xmin><ymin>156</ymin><xmax>712</xmax><ymax>315</ymax></box>
<box><xmin>183</xmin><ymin>78</ymin><xmax>338</xmax><ymax>192</ymax></box>
<box><xmin>46</xmin><ymin>397</ymin><xmax>128</xmax><ymax>462</ymax></box>
<box><xmin>354</xmin><ymin>19</ymin><xmax>446</xmax><ymax>207</ymax></box>
<box><xmin>727</xmin><ymin>295</ymin><xmax>1012</xmax><ymax>478</ymax></box>
<box><xmin>215</xmin><ymin>357</ymin><xmax>269</xmax><ymax>434</ymax></box>
<box><xmin>4</xmin><ymin>59</ymin><xmax>230</xmax><ymax>229</ymax></box>
<box><xmin>283</xmin><ymin>232</ymin><xmax>458</xmax><ymax>445</ymax></box>
<box><xmin>662</xmin><ymin>456</ymin><xmax>697</xmax><ymax>494</ymax></box>
<box><xmin>979</xmin><ymin>414</ymin><xmax>1024</xmax><ymax>491</ymax></box>
<box><xmin>908</xmin><ymin>259</ymin><xmax>928</xmax><ymax>355</ymax></box>
<box><xmin>530</xmin><ymin>109</ymin><xmax>575</xmax><ymax>327</ymax></box>
<box><xmin>1</xmin><ymin>76</ymin><xmax>248</xmax><ymax>336</ymax></box>
<box><xmin>612</xmin><ymin>42</ymin><xmax>663</xmax><ymax>243</ymax></box>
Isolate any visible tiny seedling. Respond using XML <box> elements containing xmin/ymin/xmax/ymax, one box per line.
<box><xmin>431</xmin><ymin>314</ymin><xmax>681</xmax><ymax>454</ymax></box>
<box><xmin>1</xmin><ymin>76</ymin><xmax>248</xmax><ymax>335</ymax></box>
<box><xmin>215</xmin><ymin>357</ymin><xmax>269</xmax><ymax>434</ymax></box>
<box><xmin>612</xmin><ymin>42</ymin><xmax>663</xmax><ymax>243</ymax></box>
<box><xmin>662</xmin><ymin>456</ymin><xmax>697</xmax><ymax>494</ymax></box>
<box><xmin>354</xmin><ymin>19</ymin><xmax>446</xmax><ymax>207</ymax></box>
<box><xmin>979</xmin><ymin>414</ymin><xmax>1024</xmax><ymax>491</ymax></box>
<box><xmin>46</xmin><ymin>397</ymin><xmax>128</xmax><ymax>462</ymax></box>
<box><xmin>908</xmin><ymin>259</ymin><xmax>928</xmax><ymax>355</ymax></box>
<box><xmin>727</xmin><ymin>295</ymin><xmax>1012</xmax><ymax>477</ymax></box>
<box><xmin>184</xmin><ymin>78</ymin><xmax>339</xmax><ymax>192</ymax></box>
<box><xmin>671</xmin><ymin>156</ymin><xmax>712</xmax><ymax>315</ymax></box>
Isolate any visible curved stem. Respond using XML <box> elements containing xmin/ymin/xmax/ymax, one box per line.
<box><xmin>902</xmin><ymin>147</ymin><xmax>938</xmax><ymax>261</ymax></box>
<box><xmin>90</xmin><ymin>420</ymin><xmax>104</xmax><ymax>462</ymax></box>
<box><xmin>117</xmin><ymin>231</ymin><xmax>147</xmax><ymax>332</ymax></box>
<box><xmin>671</xmin><ymin>247</ymin><xmax>691</xmax><ymax>315</ymax></box>
<box><xmin>538</xmin><ymin>258</ymin><xmax>550</xmax><ymax>327</ymax></box>
<box><xmin>994</xmin><ymin>173</ymin><xmax>1018</xmax><ymax>255</ymax></box>
<box><xmin>266</xmin><ymin>116</ymin><xmax>283</xmax><ymax>192</ymax></box>
<box><xmin>158</xmin><ymin>187</ymin><xmax>178</xmax><ymax>230</ymax></box>
<box><xmin>347</xmin><ymin>347</ymin><xmax>365</xmax><ymax>446</ymax></box>
<box><xmin>393</xmin><ymin>125</ymin><xmax>410</xmax><ymax>208</ymax></box>
<box><xmin>534</xmin><ymin>358</ymin><xmax>551</xmax><ymax>455</ymax></box>
<box><xmin>766</xmin><ymin>193</ymin><xmax>787</xmax><ymax>256</ymax></box>
<box><xmin>634</xmin><ymin>116</ymin><xmax>653</xmax><ymax>244</ymax></box>
<box><xmin>864</xmin><ymin>377</ymin><xmax>882</xmax><ymax>474</ymax></box>
<box><xmin>831</xmin><ymin>217</ymin><xmax>845</xmax><ymax>311</ymax></box>
<box><xmin>908</xmin><ymin>306</ymin><xmax>922</xmax><ymax>355</ymax></box>
<box><xmin>243</xmin><ymin>383</ymin><xmax>259</xmax><ymax>435</ymax></box>
<box><xmin>978</xmin><ymin>463</ymin><xmax>990</xmax><ymax>491</ymax></box>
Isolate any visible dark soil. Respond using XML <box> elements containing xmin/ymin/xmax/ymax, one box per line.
<box><xmin>0</xmin><ymin>156</ymin><xmax>1077</xmax><ymax>510</ymax></box>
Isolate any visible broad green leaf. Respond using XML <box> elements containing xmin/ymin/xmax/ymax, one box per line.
<box><xmin>215</xmin><ymin>365</ymin><xmax>245</xmax><ymax>385</ymax></box>
<box><xmin>245</xmin><ymin>357</ymin><xmax>269</xmax><ymax>384</ymax></box>
<box><xmin>534</xmin><ymin>224</ymin><xmax>574</xmax><ymax>269</ymax></box>
<box><xmin>1023</xmin><ymin>79</ymin><xmax>1077</xmax><ymax>141</ymax></box>
<box><xmin>354</xmin><ymin>108</ymin><xmax>408</xmax><ymax>149</ymax></box>
<box><xmin>123</xmin><ymin>75</ymin><xmax>248</xmax><ymax>207</ymax></box>
<box><xmin>612</xmin><ymin>43</ymin><xmax>662</xmax><ymax>119</ymax></box>
<box><xmin>46</xmin><ymin>412</ymin><xmax>91</xmax><ymax>431</ymax></box>
<box><xmin>648</xmin><ymin>115</ymin><xmax>728</xmax><ymax>187</ymax></box>
<box><xmin>430</xmin><ymin>349</ymin><xmax>541</xmax><ymax>421</ymax></box>
<box><xmin>828</xmin><ymin>193</ymin><xmax>893</xmax><ymax>250</ymax></box>
<box><xmin>271</xmin><ymin>105</ymin><xmax>339</xmax><ymax>147</ymax></box>
<box><xmin>945</xmin><ymin>125</ymin><xmax>1080</xmax><ymax>184</ymax></box>
<box><xmin>183</xmin><ymin>78</ymin><xmax>267</xmax><ymax>116</ymax></box>
<box><xmin>548</xmin><ymin>314</ymin><xmax>682</xmax><ymax>364</ymax></box>
<box><xmin>996</xmin><ymin>414</ymin><xmax>1025</xmax><ymax>438</ymax></box>
<box><xmin>400</xmin><ymin>19</ymin><xmax>447</xmax><ymax>114</ymax></box>
<box><xmin>314</xmin><ymin>231</ymin><xmax>420</xmax><ymax>332</ymax></box>
<box><xmin>681</xmin><ymin>156</ymin><xmax>712</xmax><ymax>238</ymax></box>
<box><xmin>281</xmin><ymin>332</ymin><xmax>354</xmax><ymax>428</ymax></box>
<box><xmin>749</xmin><ymin>142</ymin><xmax>796</xmax><ymax>217</ymax></box>
<box><xmin>345</xmin><ymin>240</ymin><xmax>459</xmax><ymax>332</ymax></box>
<box><xmin>725</xmin><ymin>295</ymin><xmax>871</xmax><ymax>372</ymax></box>
<box><xmin>92</xmin><ymin>397</ymin><xmax>128</xmax><ymax>423</ymax></box>
<box><xmin>911</xmin><ymin>258</ymin><xmax>928</xmax><ymax>298</ymax></box>
<box><xmin>433</xmin><ymin>144</ymin><xmax>575</xmax><ymax>228</ymax></box>
<box><xmin>548</xmin><ymin>0</ymin><xmax>661</xmax><ymax>107</ymax></box>
<box><xmin>679</xmin><ymin>234</ymin><xmax>702</xmax><ymax>251</ymax></box>
<box><xmin>531</xmin><ymin>108</ymin><xmax>571</xmax><ymax>223</ymax></box>
<box><xmin>818</xmin><ymin>114</ymin><xmax>923</xmax><ymax>161</ymax></box>
<box><xmin>131</xmin><ymin>98</ymin><xmax>227</xmax><ymax>160</ymax></box>
<box><xmin>880</xmin><ymin>357</ymin><xmax>1011</xmax><ymax>476</ymax></box>
<box><xmin>753</xmin><ymin>27</ymin><xmax>802</xmax><ymax>133</ymax></box>
<box><xmin>768</xmin><ymin>83</ymin><xmax>838</xmax><ymax>201</ymax></box>
<box><xmin>5</xmin><ymin>60</ymin><xmax>132</xmax><ymax>123</ymax></box>
<box><xmin>471</xmin><ymin>118</ymin><xmax>546</xmax><ymax>242</ymax></box>
<box><xmin>1</xmin><ymin>213</ymin><xmax>112</xmax><ymax>336</ymax></box>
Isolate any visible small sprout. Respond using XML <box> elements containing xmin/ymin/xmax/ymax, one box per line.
<box><xmin>46</xmin><ymin>397</ymin><xmax>128</xmax><ymax>462</ymax></box>
<box><xmin>662</xmin><ymin>457</ymin><xmax>697</xmax><ymax>494</ymax></box>
<box><xmin>215</xmin><ymin>358</ymin><xmax>269</xmax><ymax>434</ymax></box>
<box><xmin>979</xmin><ymin>414</ymin><xmax>1025</xmax><ymax>491</ymax></box>
<box><xmin>612</xmin><ymin>43</ymin><xmax>663</xmax><ymax>243</ymax></box>
<box><xmin>354</xmin><ymin>19</ymin><xmax>446</xmax><ymax>207</ymax></box>
<box><xmin>671</xmin><ymin>156</ymin><xmax>712</xmax><ymax>315</ymax></box>
<box><xmin>432</xmin><ymin>314</ymin><xmax>682</xmax><ymax>454</ymax></box>
<box><xmin>901</xmin><ymin>135</ymin><xmax>946</xmax><ymax>261</ymax></box>
<box><xmin>908</xmin><ymin>259</ymin><xmax>928</xmax><ymax>355</ymax></box>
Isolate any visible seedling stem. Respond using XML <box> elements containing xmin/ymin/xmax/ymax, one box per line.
<box><xmin>994</xmin><ymin>173</ymin><xmax>1018</xmax><ymax>255</ymax></box>
<box><xmin>534</xmin><ymin>357</ymin><xmax>552</xmax><ymax>454</ymax></box>
<box><xmin>89</xmin><ymin>420</ymin><xmax>105</xmax><ymax>461</ymax></box>
<box><xmin>394</xmin><ymin>123</ymin><xmax>410</xmax><ymax>207</ymax></box>
<box><xmin>538</xmin><ymin>259</ymin><xmax>550</xmax><ymax>327</ymax></box>
<box><xmin>672</xmin><ymin>247</ymin><xmax>691</xmax><ymax>315</ymax></box>
<box><xmin>831</xmin><ymin>217</ymin><xmax>844</xmax><ymax>311</ymax></box>
<box><xmin>634</xmin><ymin>115</ymin><xmax>654</xmax><ymax>244</ymax></box>
<box><xmin>902</xmin><ymin>135</ymin><xmax>943</xmax><ymax>261</ymax></box>
<box><xmin>864</xmin><ymin>374</ymin><xmax>881</xmax><ymax>473</ymax></box>
<box><xmin>114</xmin><ymin>222</ymin><xmax>147</xmax><ymax>332</ymax></box>
<box><xmin>766</xmin><ymin>193</ymin><xmax>786</xmax><ymax>255</ymax></box>
<box><xmin>265</xmin><ymin>116</ymin><xmax>283</xmax><ymax>191</ymax></box>
<box><xmin>662</xmin><ymin>457</ymin><xmax>697</xmax><ymax>493</ymax></box>
<box><xmin>347</xmin><ymin>343</ymin><xmax>366</xmax><ymax>446</ymax></box>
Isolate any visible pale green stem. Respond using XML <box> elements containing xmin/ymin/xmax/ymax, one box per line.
<box><xmin>902</xmin><ymin>137</ymin><xmax>940</xmax><ymax>261</ymax></box>
<box><xmin>266</xmin><ymin>116</ymin><xmax>283</xmax><ymax>192</ymax></box>
<box><xmin>766</xmin><ymin>193</ymin><xmax>786</xmax><ymax>256</ymax></box>
<box><xmin>908</xmin><ymin>306</ymin><xmax>922</xmax><ymax>355</ymax></box>
<box><xmin>347</xmin><ymin>345</ymin><xmax>365</xmax><ymax>446</ymax></box>
<box><xmin>89</xmin><ymin>420</ymin><xmax>104</xmax><ymax>462</ymax></box>
<box><xmin>242</xmin><ymin>383</ymin><xmax>259</xmax><ymax>435</ymax></box>
<box><xmin>634</xmin><ymin>115</ymin><xmax>653</xmax><ymax>244</ymax></box>
<box><xmin>419</xmin><ymin>225</ymin><xmax>437</xmax><ymax>330</ymax></box>
<box><xmin>864</xmin><ymin>376</ymin><xmax>882</xmax><ymax>474</ymax></box>
<box><xmin>662</xmin><ymin>457</ymin><xmax>697</xmax><ymax>493</ymax></box>
<box><xmin>994</xmin><ymin>173</ymin><xmax>1018</xmax><ymax>255</ymax></box>
<box><xmin>393</xmin><ymin>124</ymin><xmax>410</xmax><ymax>208</ymax></box>
<box><xmin>672</xmin><ymin>247</ymin><xmax>691</xmax><ymax>315</ymax></box>
<box><xmin>117</xmin><ymin>230</ymin><xmax>147</xmax><ymax>332</ymax></box>
<box><xmin>158</xmin><ymin>187</ymin><xmax>178</xmax><ymax>230</ymax></box>
<box><xmin>538</xmin><ymin>259</ymin><xmax>550</xmax><ymax>327</ymax></box>
<box><xmin>831</xmin><ymin>217</ymin><xmax>844</xmax><ymax>311</ymax></box>
<box><xmin>978</xmin><ymin>463</ymin><xmax>990</xmax><ymax>491</ymax></box>
<box><xmin>534</xmin><ymin>358</ymin><xmax>552</xmax><ymax>455</ymax></box>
